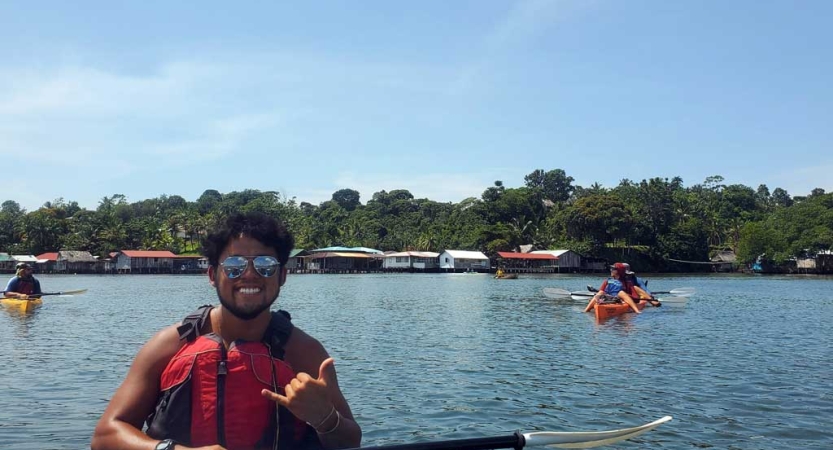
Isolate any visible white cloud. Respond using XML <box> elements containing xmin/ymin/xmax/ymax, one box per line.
<box><xmin>0</xmin><ymin>61</ymin><xmax>295</xmax><ymax>172</ymax></box>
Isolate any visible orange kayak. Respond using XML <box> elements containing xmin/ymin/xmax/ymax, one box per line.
<box><xmin>594</xmin><ymin>299</ymin><xmax>648</xmax><ymax>321</ymax></box>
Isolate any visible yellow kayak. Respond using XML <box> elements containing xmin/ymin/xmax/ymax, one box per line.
<box><xmin>1</xmin><ymin>297</ymin><xmax>43</xmax><ymax>313</ymax></box>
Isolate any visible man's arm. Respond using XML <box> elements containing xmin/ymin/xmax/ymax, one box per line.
<box><xmin>91</xmin><ymin>325</ymin><xmax>183</xmax><ymax>450</ymax></box>
<box><xmin>276</xmin><ymin>327</ymin><xmax>362</xmax><ymax>449</ymax></box>
<box><xmin>4</xmin><ymin>278</ymin><xmax>25</xmax><ymax>298</ymax></box>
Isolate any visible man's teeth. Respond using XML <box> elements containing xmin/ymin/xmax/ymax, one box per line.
<box><xmin>239</xmin><ymin>287</ymin><xmax>261</xmax><ymax>294</ymax></box>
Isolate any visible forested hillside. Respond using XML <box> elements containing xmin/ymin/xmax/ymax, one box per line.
<box><xmin>1</xmin><ymin>169</ymin><xmax>830</xmax><ymax>271</ymax></box>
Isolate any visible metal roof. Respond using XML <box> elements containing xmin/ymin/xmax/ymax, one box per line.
<box><xmin>441</xmin><ymin>250</ymin><xmax>489</xmax><ymax>260</ymax></box>
<box><xmin>36</xmin><ymin>252</ymin><xmax>59</xmax><ymax>261</ymax></box>
<box><xmin>58</xmin><ymin>250</ymin><xmax>98</xmax><ymax>262</ymax></box>
<box><xmin>307</xmin><ymin>252</ymin><xmax>378</xmax><ymax>259</ymax></box>
<box><xmin>311</xmin><ymin>246</ymin><xmax>383</xmax><ymax>254</ymax></box>
<box><xmin>497</xmin><ymin>252</ymin><xmax>557</xmax><ymax>260</ymax></box>
<box><xmin>120</xmin><ymin>250</ymin><xmax>178</xmax><ymax>258</ymax></box>
<box><xmin>385</xmin><ymin>251</ymin><xmax>440</xmax><ymax>258</ymax></box>
<box><xmin>531</xmin><ymin>250</ymin><xmax>572</xmax><ymax>257</ymax></box>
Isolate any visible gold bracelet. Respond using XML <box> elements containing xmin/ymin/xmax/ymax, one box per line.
<box><xmin>316</xmin><ymin>410</ymin><xmax>341</xmax><ymax>435</ymax></box>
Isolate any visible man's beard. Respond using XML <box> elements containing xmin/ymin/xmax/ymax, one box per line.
<box><xmin>215</xmin><ymin>285</ymin><xmax>278</xmax><ymax>321</ymax></box>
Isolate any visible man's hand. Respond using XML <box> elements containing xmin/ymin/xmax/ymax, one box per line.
<box><xmin>261</xmin><ymin>358</ymin><xmax>336</xmax><ymax>427</ymax></box>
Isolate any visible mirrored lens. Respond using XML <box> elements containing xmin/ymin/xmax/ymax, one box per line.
<box><xmin>253</xmin><ymin>256</ymin><xmax>279</xmax><ymax>277</ymax></box>
<box><xmin>220</xmin><ymin>256</ymin><xmax>280</xmax><ymax>279</ymax></box>
<box><xmin>221</xmin><ymin>256</ymin><xmax>249</xmax><ymax>279</ymax></box>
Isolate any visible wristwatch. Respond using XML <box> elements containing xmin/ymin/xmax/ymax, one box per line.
<box><xmin>155</xmin><ymin>439</ymin><xmax>176</xmax><ymax>450</ymax></box>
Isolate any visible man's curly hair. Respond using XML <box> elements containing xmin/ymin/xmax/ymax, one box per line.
<box><xmin>201</xmin><ymin>212</ymin><xmax>295</xmax><ymax>267</ymax></box>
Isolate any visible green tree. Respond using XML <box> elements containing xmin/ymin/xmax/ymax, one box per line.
<box><xmin>331</xmin><ymin>189</ymin><xmax>361</xmax><ymax>211</ymax></box>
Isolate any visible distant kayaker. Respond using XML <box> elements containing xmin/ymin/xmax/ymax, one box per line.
<box><xmin>583</xmin><ymin>262</ymin><xmax>643</xmax><ymax>314</ymax></box>
<box><xmin>92</xmin><ymin>212</ymin><xmax>361</xmax><ymax>450</ymax></box>
<box><xmin>4</xmin><ymin>262</ymin><xmax>42</xmax><ymax>299</ymax></box>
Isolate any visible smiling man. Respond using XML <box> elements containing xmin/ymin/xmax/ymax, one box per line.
<box><xmin>92</xmin><ymin>212</ymin><xmax>361</xmax><ymax>450</ymax></box>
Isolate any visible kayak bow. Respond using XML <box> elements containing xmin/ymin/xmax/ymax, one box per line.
<box><xmin>1</xmin><ymin>297</ymin><xmax>43</xmax><ymax>313</ymax></box>
<box><xmin>593</xmin><ymin>299</ymin><xmax>648</xmax><ymax>321</ymax></box>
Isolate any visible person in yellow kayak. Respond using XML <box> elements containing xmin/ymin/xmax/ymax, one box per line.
<box><xmin>92</xmin><ymin>212</ymin><xmax>361</xmax><ymax>450</ymax></box>
<box><xmin>4</xmin><ymin>262</ymin><xmax>43</xmax><ymax>299</ymax></box>
<box><xmin>583</xmin><ymin>262</ymin><xmax>643</xmax><ymax>314</ymax></box>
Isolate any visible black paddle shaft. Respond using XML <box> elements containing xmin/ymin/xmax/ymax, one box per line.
<box><xmin>344</xmin><ymin>432</ymin><xmax>525</xmax><ymax>450</ymax></box>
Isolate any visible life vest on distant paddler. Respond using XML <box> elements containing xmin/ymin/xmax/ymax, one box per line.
<box><xmin>12</xmin><ymin>278</ymin><xmax>37</xmax><ymax>295</ymax></box>
<box><xmin>145</xmin><ymin>306</ymin><xmax>323</xmax><ymax>450</ymax></box>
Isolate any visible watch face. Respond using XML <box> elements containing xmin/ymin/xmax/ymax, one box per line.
<box><xmin>155</xmin><ymin>439</ymin><xmax>173</xmax><ymax>450</ymax></box>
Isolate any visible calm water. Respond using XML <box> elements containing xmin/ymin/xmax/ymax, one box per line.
<box><xmin>1</xmin><ymin>273</ymin><xmax>831</xmax><ymax>449</ymax></box>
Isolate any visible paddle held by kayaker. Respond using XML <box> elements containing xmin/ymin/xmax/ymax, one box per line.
<box><xmin>92</xmin><ymin>212</ymin><xmax>361</xmax><ymax>450</ymax></box>
<box><xmin>4</xmin><ymin>262</ymin><xmax>42</xmax><ymax>299</ymax></box>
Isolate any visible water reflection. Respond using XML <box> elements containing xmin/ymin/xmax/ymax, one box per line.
<box><xmin>3</xmin><ymin>306</ymin><xmax>39</xmax><ymax>338</ymax></box>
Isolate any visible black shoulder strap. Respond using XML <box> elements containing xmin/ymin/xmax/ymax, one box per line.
<box><xmin>176</xmin><ymin>305</ymin><xmax>213</xmax><ymax>342</ymax></box>
<box><xmin>264</xmin><ymin>309</ymin><xmax>294</xmax><ymax>359</ymax></box>
<box><xmin>174</xmin><ymin>305</ymin><xmax>293</xmax><ymax>356</ymax></box>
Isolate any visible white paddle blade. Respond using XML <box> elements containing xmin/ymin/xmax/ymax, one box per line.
<box><xmin>657</xmin><ymin>296</ymin><xmax>688</xmax><ymax>306</ymax></box>
<box><xmin>571</xmin><ymin>293</ymin><xmax>593</xmax><ymax>301</ymax></box>
<box><xmin>669</xmin><ymin>287</ymin><xmax>695</xmax><ymax>297</ymax></box>
<box><xmin>61</xmin><ymin>289</ymin><xmax>88</xmax><ymax>296</ymax></box>
<box><xmin>543</xmin><ymin>288</ymin><xmax>572</xmax><ymax>298</ymax></box>
<box><xmin>523</xmin><ymin>416</ymin><xmax>672</xmax><ymax>449</ymax></box>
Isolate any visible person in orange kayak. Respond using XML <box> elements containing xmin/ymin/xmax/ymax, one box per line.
<box><xmin>621</xmin><ymin>263</ymin><xmax>661</xmax><ymax>307</ymax></box>
<box><xmin>92</xmin><ymin>212</ymin><xmax>361</xmax><ymax>450</ymax></box>
<box><xmin>4</xmin><ymin>262</ymin><xmax>43</xmax><ymax>299</ymax></box>
<box><xmin>583</xmin><ymin>262</ymin><xmax>643</xmax><ymax>314</ymax></box>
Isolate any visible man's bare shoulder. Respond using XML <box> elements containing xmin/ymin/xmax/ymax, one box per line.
<box><xmin>134</xmin><ymin>324</ymin><xmax>186</xmax><ymax>371</ymax></box>
<box><xmin>284</xmin><ymin>326</ymin><xmax>328</xmax><ymax>376</ymax></box>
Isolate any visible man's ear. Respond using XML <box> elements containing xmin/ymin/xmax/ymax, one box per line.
<box><xmin>279</xmin><ymin>267</ymin><xmax>288</xmax><ymax>287</ymax></box>
<box><xmin>208</xmin><ymin>266</ymin><xmax>217</xmax><ymax>287</ymax></box>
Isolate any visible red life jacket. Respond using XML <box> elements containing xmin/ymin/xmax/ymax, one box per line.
<box><xmin>145</xmin><ymin>306</ymin><xmax>322</xmax><ymax>450</ymax></box>
<box><xmin>13</xmin><ymin>278</ymin><xmax>37</xmax><ymax>295</ymax></box>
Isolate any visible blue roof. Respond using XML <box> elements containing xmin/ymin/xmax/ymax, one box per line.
<box><xmin>311</xmin><ymin>246</ymin><xmax>383</xmax><ymax>254</ymax></box>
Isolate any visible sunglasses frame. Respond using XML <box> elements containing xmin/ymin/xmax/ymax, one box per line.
<box><xmin>219</xmin><ymin>255</ymin><xmax>282</xmax><ymax>279</ymax></box>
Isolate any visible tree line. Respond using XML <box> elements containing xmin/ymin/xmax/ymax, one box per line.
<box><xmin>1</xmin><ymin>169</ymin><xmax>830</xmax><ymax>271</ymax></box>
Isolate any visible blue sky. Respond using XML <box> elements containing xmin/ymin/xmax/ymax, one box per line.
<box><xmin>1</xmin><ymin>1</ymin><xmax>830</xmax><ymax>211</ymax></box>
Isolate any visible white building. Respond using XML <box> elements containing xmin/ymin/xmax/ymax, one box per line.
<box><xmin>530</xmin><ymin>250</ymin><xmax>582</xmax><ymax>270</ymax></box>
<box><xmin>438</xmin><ymin>250</ymin><xmax>490</xmax><ymax>272</ymax></box>
<box><xmin>383</xmin><ymin>251</ymin><xmax>440</xmax><ymax>270</ymax></box>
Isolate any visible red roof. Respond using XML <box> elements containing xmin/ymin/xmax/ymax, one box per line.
<box><xmin>36</xmin><ymin>252</ymin><xmax>59</xmax><ymax>261</ymax></box>
<box><xmin>497</xmin><ymin>252</ymin><xmax>557</xmax><ymax>260</ymax></box>
<box><xmin>121</xmin><ymin>250</ymin><xmax>178</xmax><ymax>258</ymax></box>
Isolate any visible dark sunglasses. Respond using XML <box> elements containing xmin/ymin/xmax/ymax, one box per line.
<box><xmin>220</xmin><ymin>255</ymin><xmax>281</xmax><ymax>279</ymax></box>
